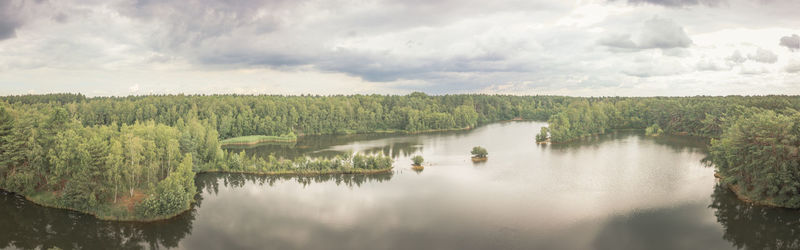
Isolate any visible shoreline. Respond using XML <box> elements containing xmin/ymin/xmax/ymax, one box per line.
<box><xmin>714</xmin><ymin>172</ymin><xmax>780</xmax><ymax>208</ymax></box>
<box><xmin>546</xmin><ymin>128</ymin><xmax>784</xmax><ymax>209</ymax></box>
<box><xmin>1</xmin><ymin>167</ymin><xmax>394</xmax><ymax>222</ymax></box>
<box><xmin>0</xmin><ymin>188</ymin><xmax>191</xmax><ymax>222</ymax></box>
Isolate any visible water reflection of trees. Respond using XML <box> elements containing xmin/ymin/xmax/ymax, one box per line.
<box><xmin>1</xmin><ymin>172</ymin><xmax>393</xmax><ymax>250</ymax></box>
<box><xmin>710</xmin><ymin>184</ymin><xmax>800</xmax><ymax>250</ymax></box>
<box><xmin>225</xmin><ymin>133</ymin><xmax>410</xmax><ymax>159</ymax></box>
<box><xmin>361</xmin><ymin>142</ymin><xmax>421</xmax><ymax>158</ymax></box>
<box><xmin>591</xmin><ymin>202</ymin><xmax>730</xmax><ymax>250</ymax></box>
<box><xmin>0</xmin><ymin>190</ymin><xmax>196</xmax><ymax>250</ymax></box>
<box><xmin>225</xmin><ymin>128</ymin><xmax>475</xmax><ymax>160</ymax></box>
<box><xmin>196</xmin><ymin>172</ymin><xmax>394</xmax><ymax>194</ymax></box>
<box><xmin>546</xmin><ymin>131</ymin><xmax>708</xmax><ymax>155</ymax></box>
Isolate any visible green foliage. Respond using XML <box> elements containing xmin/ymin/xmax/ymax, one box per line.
<box><xmin>535</xmin><ymin>126</ymin><xmax>549</xmax><ymax>142</ymax></box>
<box><xmin>137</xmin><ymin>154</ymin><xmax>195</xmax><ymax>218</ymax></box>
<box><xmin>411</xmin><ymin>155</ymin><xmax>424</xmax><ymax>166</ymax></box>
<box><xmin>216</xmin><ymin>151</ymin><xmax>393</xmax><ymax>174</ymax></box>
<box><xmin>645</xmin><ymin>123</ymin><xmax>663</xmax><ymax>136</ymax></box>
<box><xmin>471</xmin><ymin>146</ymin><xmax>488</xmax><ymax>158</ymax></box>
<box><xmin>542</xmin><ymin>96</ymin><xmax>800</xmax><ymax>143</ymax></box>
<box><xmin>710</xmin><ymin>111</ymin><xmax>800</xmax><ymax>208</ymax></box>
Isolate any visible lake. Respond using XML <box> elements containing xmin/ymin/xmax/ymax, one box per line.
<box><xmin>2</xmin><ymin>121</ymin><xmax>799</xmax><ymax>249</ymax></box>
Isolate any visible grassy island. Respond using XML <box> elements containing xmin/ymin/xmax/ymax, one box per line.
<box><xmin>220</xmin><ymin>133</ymin><xmax>298</xmax><ymax>146</ymax></box>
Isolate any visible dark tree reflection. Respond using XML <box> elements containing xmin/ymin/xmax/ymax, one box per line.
<box><xmin>710</xmin><ymin>184</ymin><xmax>800</xmax><ymax>250</ymax></box>
<box><xmin>196</xmin><ymin>172</ymin><xmax>394</xmax><ymax>192</ymax></box>
<box><xmin>1</xmin><ymin>172</ymin><xmax>393</xmax><ymax>250</ymax></box>
<box><xmin>0</xmin><ymin>190</ymin><xmax>196</xmax><ymax>250</ymax></box>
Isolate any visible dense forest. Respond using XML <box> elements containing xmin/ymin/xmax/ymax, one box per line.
<box><xmin>0</xmin><ymin>93</ymin><xmax>567</xmax><ymax>220</ymax></box>
<box><xmin>534</xmin><ymin>95</ymin><xmax>800</xmax><ymax>208</ymax></box>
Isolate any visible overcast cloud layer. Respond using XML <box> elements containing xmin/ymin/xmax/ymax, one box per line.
<box><xmin>0</xmin><ymin>0</ymin><xmax>799</xmax><ymax>96</ymax></box>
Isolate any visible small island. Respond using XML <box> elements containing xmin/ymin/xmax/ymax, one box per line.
<box><xmin>470</xmin><ymin>146</ymin><xmax>488</xmax><ymax>162</ymax></box>
<box><xmin>411</xmin><ymin>155</ymin><xmax>425</xmax><ymax>171</ymax></box>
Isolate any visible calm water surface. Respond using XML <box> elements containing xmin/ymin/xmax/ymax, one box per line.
<box><xmin>3</xmin><ymin>121</ymin><xmax>800</xmax><ymax>249</ymax></box>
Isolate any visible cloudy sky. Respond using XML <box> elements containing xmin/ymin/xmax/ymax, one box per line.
<box><xmin>0</xmin><ymin>0</ymin><xmax>799</xmax><ymax>96</ymax></box>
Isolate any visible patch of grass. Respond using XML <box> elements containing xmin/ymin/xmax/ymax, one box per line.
<box><xmin>220</xmin><ymin>134</ymin><xmax>297</xmax><ymax>145</ymax></box>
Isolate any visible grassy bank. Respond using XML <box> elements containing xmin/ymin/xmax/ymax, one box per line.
<box><xmin>220</xmin><ymin>134</ymin><xmax>297</xmax><ymax>146</ymax></box>
<box><xmin>4</xmin><ymin>164</ymin><xmax>394</xmax><ymax>222</ymax></box>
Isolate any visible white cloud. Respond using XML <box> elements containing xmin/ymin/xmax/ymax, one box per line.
<box><xmin>599</xmin><ymin>17</ymin><xmax>692</xmax><ymax>50</ymax></box>
<box><xmin>786</xmin><ymin>60</ymin><xmax>800</xmax><ymax>73</ymax></box>
<box><xmin>696</xmin><ymin>58</ymin><xmax>731</xmax><ymax>71</ymax></box>
<box><xmin>747</xmin><ymin>48</ymin><xmax>778</xmax><ymax>64</ymax></box>
<box><xmin>726</xmin><ymin>50</ymin><xmax>747</xmax><ymax>64</ymax></box>
<box><xmin>739</xmin><ymin>62</ymin><xmax>769</xmax><ymax>75</ymax></box>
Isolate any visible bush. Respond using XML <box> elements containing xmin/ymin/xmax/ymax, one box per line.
<box><xmin>471</xmin><ymin>146</ymin><xmax>488</xmax><ymax>158</ymax></box>
<box><xmin>535</xmin><ymin>127</ymin><xmax>549</xmax><ymax>142</ymax></box>
<box><xmin>645</xmin><ymin>123</ymin><xmax>663</xmax><ymax>136</ymax></box>
<box><xmin>411</xmin><ymin>155</ymin><xmax>424</xmax><ymax>166</ymax></box>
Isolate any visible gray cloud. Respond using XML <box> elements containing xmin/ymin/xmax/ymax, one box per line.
<box><xmin>780</xmin><ymin>34</ymin><xmax>799</xmax><ymax>51</ymax></box>
<box><xmin>105</xmin><ymin>0</ymin><xmax>570</xmax><ymax>84</ymax></box>
<box><xmin>600</xmin><ymin>17</ymin><xmax>692</xmax><ymax>51</ymax></box>
<box><xmin>747</xmin><ymin>48</ymin><xmax>778</xmax><ymax>63</ymax></box>
<box><xmin>638</xmin><ymin>18</ymin><xmax>692</xmax><ymax>49</ymax></box>
<box><xmin>696</xmin><ymin>58</ymin><xmax>731</xmax><ymax>71</ymax></box>
<box><xmin>0</xmin><ymin>1</ymin><xmax>25</xmax><ymax>40</ymax></box>
<box><xmin>116</xmin><ymin>0</ymin><xmax>289</xmax><ymax>51</ymax></box>
<box><xmin>598</xmin><ymin>34</ymin><xmax>639</xmax><ymax>49</ymax></box>
<box><xmin>726</xmin><ymin>50</ymin><xmax>746</xmax><ymax>64</ymax></box>
<box><xmin>52</xmin><ymin>12</ymin><xmax>68</xmax><ymax>23</ymax></box>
